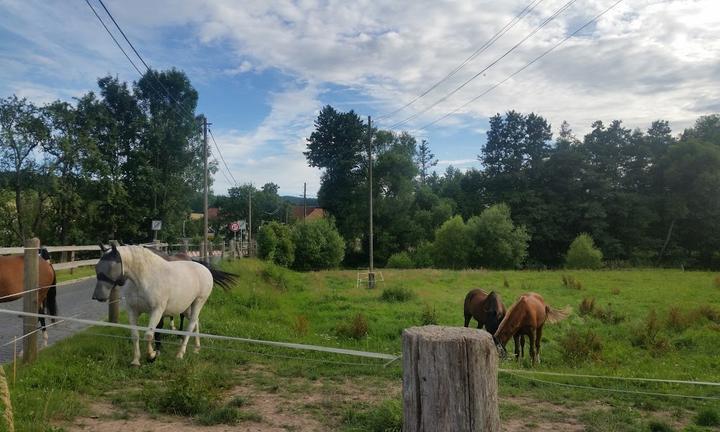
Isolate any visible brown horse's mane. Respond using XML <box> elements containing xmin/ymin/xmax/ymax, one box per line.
<box><xmin>494</xmin><ymin>297</ymin><xmax>523</xmax><ymax>345</ymax></box>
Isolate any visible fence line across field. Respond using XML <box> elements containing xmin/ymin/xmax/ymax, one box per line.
<box><xmin>499</xmin><ymin>368</ymin><xmax>720</xmax><ymax>387</ymax></box>
<box><xmin>0</xmin><ymin>242</ymin><xmax>169</xmax><ymax>256</ymax></box>
<box><xmin>0</xmin><ymin>276</ymin><xmax>97</xmax><ymax>303</ymax></box>
<box><xmin>504</xmin><ymin>371</ymin><xmax>720</xmax><ymax>401</ymax></box>
<box><xmin>0</xmin><ymin>309</ymin><xmax>400</xmax><ymax>362</ymax></box>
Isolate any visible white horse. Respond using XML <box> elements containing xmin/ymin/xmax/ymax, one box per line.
<box><xmin>92</xmin><ymin>244</ymin><xmax>235</xmax><ymax>367</ymax></box>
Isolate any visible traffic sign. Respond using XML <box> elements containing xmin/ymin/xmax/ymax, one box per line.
<box><xmin>229</xmin><ymin>222</ymin><xmax>240</xmax><ymax>232</ymax></box>
<box><xmin>151</xmin><ymin>220</ymin><xmax>162</xmax><ymax>231</ymax></box>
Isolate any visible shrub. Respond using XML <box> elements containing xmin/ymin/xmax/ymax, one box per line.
<box><xmin>579</xmin><ymin>297</ymin><xmax>595</xmax><ymax>316</ymax></box>
<box><xmin>592</xmin><ymin>303</ymin><xmax>625</xmax><ymax>325</ymax></box>
<box><xmin>632</xmin><ymin>309</ymin><xmax>670</xmax><ymax>355</ymax></box>
<box><xmin>291</xmin><ymin>315</ymin><xmax>309</xmax><ymax>337</ymax></box>
<box><xmin>257</xmin><ymin>221</ymin><xmax>295</xmax><ymax>267</ymax></box>
<box><xmin>695</xmin><ymin>305</ymin><xmax>720</xmax><ymax>323</ymax></box>
<box><xmin>466</xmin><ymin>204</ymin><xmax>530</xmax><ymax>269</ymax></box>
<box><xmin>610</xmin><ymin>287</ymin><xmax>621</xmax><ymax>295</ymax></box>
<box><xmin>647</xmin><ymin>420</ymin><xmax>675</xmax><ymax>432</ymax></box>
<box><xmin>386</xmin><ymin>251</ymin><xmax>414</xmax><ymax>269</ymax></box>
<box><xmin>380</xmin><ymin>286</ymin><xmax>416</xmax><ymax>303</ymax></box>
<box><xmin>411</xmin><ymin>241</ymin><xmax>434</xmax><ymax>268</ymax></box>
<box><xmin>432</xmin><ymin>216</ymin><xmax>472</xmax><ymax>269</ymax></box>
<box><xmin>336</xmin><ymin>313</ymin><xmax>368</xmax><ymax>340</ymax></box>
<box><xmin>666</xmin><ymin>307</ymin><xmax>690</xmax><ymax>332</ymax></box>
<box><xmin>419</xmin><ymin>303</ymin><xmax>438</xmax><ymax>325</ymax></box>
<box><xmin>198</xmin><ymin>406</ymin><xmax>242</xmax><ymax>426</ymax></box>
<box><xmin>696</xmin><ymin>408</ymin><xmax>720</xmax><ymax>426</ymax></box>
<box><xmin>562</xmin><ymin>274</ymin><xmax>583</xmax><ymax>290</ymax></box>
<box><xmin>565</xmin><ymin>233</ymin><xmax>603</xmax><ymax>269</ymax></box>
<box><xmin>148</xmin><ymin>368</ymin><xmax>215</xmax><ymax>415</ymax></box>
<box><xmin>503</xmin><ymin>276</ymin><xmax>510</xmax><ymax>288</ymax></box>
<box><xmin>714</xmin><ymin>275</ymin><xmax>720</xmax><ymax>289</ymax></box>
<box><xmin>292</xmin><ymin>219</ymin><xmax>345</xmax><ymax>271</ymax></box>
<box><xmin>558</xmin><ymin>329</ymin><xmax>603</xmax><ymax>363</ymax></box>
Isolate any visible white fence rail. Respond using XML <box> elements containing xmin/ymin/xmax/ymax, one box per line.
<box><xmin>0</xmin><ymin>243</ymin><xmax>170</xmax><ymax>270</ymax></box>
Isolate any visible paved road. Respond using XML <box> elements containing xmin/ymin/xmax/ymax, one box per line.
<box><xmin>0</xmin><ymin>277</ymin><xmax>107</xmax><ymax>363</ymax></box>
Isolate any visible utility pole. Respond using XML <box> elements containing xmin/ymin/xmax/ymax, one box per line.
<box><xmin>303</xmin><ymin>182</ymin><xmax>307</xmax><ymax>221</ymax></box>
<box><xmin>202</xmin><ymin>116</ymin><xmax>209</xmax><ymax>263</ymax></box>
<box><xmin>248</xmin><ymin>184</ymin><xmax>253</xmax><ymax>257</ymax></box>
<box><xmin>367</xmin><ymin>115</ymin><xmax>375</xmax><ymax>289</ymax></box>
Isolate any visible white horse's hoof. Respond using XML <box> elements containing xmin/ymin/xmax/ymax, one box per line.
<box><xmin>176</xmin><ymin>352</ymin><xmax>185</xmax><ymax>359</ymax></box>
<box><xmin>130</xmin><ymin>362</ymin><xmax>141</xmax><ymax>368</ymax></box>
<box><xmin>147</xmin><ymin>351</ymin><xmax>159</xmax><ymax>363</ymax></box>
<box><xmin>193</xmin><ymin>347</ymin><xmax>200</xmax><ymax>354</ymax></box>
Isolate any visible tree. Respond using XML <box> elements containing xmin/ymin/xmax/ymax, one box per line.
<box><xmin>415</xmin><ymin>139</ymin><xmax>438</xmax><ymax>184</ymax></box>
<box><xmin>292</xmin><ymin>219</ymin><xmax>345</xmax><ymax>270</ymax></box>
<box><xmin>566</xmin><ymin>233</ymin><xmax>603</xmax><ymax>269</ymax></box>
<box><xmin>432</xmin><ymin>216</ymin><xmax>472</xmax><ymax>269</ymax></box>
<box><xmin>466</xmin><ymin>204</ymin><xmax>529</xmax><ymax>269</ymax></box>
<box><xmin>257</xmin><ymin>221</ymin><xmax>295</xmax><ymax>267</ymax></box>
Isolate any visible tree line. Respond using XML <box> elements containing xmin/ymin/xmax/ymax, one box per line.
<box><xmin>0</xmin><ymin>70</ymin><xmax>291</xmax><ymax>247</ymax></box>
<box><xmin>306</xmin><ymin>106</ymin><xmax>720</xmax><ymax>269</ymax></box>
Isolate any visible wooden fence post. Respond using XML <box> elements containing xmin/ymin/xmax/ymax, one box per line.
<box><xmin>402</xmin><ymin>326</ymin><xmax>500</xmax><ymax>432</ymax></box>
<box><xmin>22</xmin><ymin>237</ymin><xmax>40</xmax><ymax>364</ymax></box>
<box><xmin>108</xmin><ymin>240</ymin><xmax>120</xmax><ymax>323</ymax></box>
<box><xmin>182</xmin><ymin>239</ymin><xmax>189</xmax><ymax>254</ymax></box>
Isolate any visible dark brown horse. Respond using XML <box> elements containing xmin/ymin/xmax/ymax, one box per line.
<box><xmin>463</xmin><ymin>289</ymin><xmax>506</xmax><ymax>334</ymax></box>
<box><xmin>0</xmin><ymin>249</ymin><xmax>58</xmax><ymax>346</ymax></box>
<box><xmin>493</xmin><ymin>292</ymin><xmax>569</xmax><ymax>365</ymax></box>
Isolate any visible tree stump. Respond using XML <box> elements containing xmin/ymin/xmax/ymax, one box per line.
<box><xmin>402</xmin><ymin>326</ymin><xmax>499</xmax><ymax>432</ymax></box>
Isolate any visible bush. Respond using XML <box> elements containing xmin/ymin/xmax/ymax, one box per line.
<box><xmin>592</xmin><ymin>303</ymin><xmax>625</xmax><ymax>325</ymax></box>
<box><xmin>386</xmin><ymin>251</ymin><xmax>414</xmax><ymax>269</ymax></box>
<box><xmin>466</xmin><ymin>204</ymin><xmax>530</xmax><ymax>269</ymax></box>
<box><xmin>336</xmin><ymin>313</ymin><xmax>368</xmax><ymax>340</ymax></box>
<box><xmin>631</xmin><ymin>309</ymin><xmax>670</xmax><ymax>355</ymax></box>
<box><xmin>558</xmin><ymin>329</ymin><xmax>603</xmax><ymax>363</ymax></box>
<box><xmin>565</xmin><ymin>233</ymin><xmax>603</xmax><ymax>269</ymax></box>
<box><xmin>257</xmin><ymin>221</ymin><xmax>295</xmax><ymax>267</ymax></box>
<box><xmin>419</xmin><ymin>303</ymin><xmax>438</xmax><ymax>325</ymax></box>
<box><xmin>380</xmin><ymin>286</ymin><xmax>415</xmax><ymax>303</ymax></box>
<box><xmin>411</xmin><ymin>241</ymin><xmax>434</xmax><ymax>268</ymax></box>
<box><xmin>432</xmin><ymin>216</ymin><xmax>472</xmax><ymax>269</ymax></box>
<box><xmin>695</xmin><ymin>305</ymin><xmax>720</xmax><ymax>323</ymax></box>
<box><xmin>579</xmin><ymin>297</ymin><xmax>595</xmax><ymax>316</ymax></box>
<box><xmin>562</xmin><ymin>274</ymin><xmax>583</xmax><ymax>290</ymax></box>
<box><xmin>292</xmin><ymin>219</ymin><xmax>345</xmax><ymax>271</ymax></box>
<box><xmin>666</xmin><ymin>307</ymin><xmax>690</xmax><ymax>331</ymax></box>
<box><xmin>291</xmin><ymin>315</ymin><xmax>309</xmax><ymax>337</ymax></box>
<box><xmin>696</xmin><ymin>408</ymin><xmax>720</xmax><ymax>426</ymax></box>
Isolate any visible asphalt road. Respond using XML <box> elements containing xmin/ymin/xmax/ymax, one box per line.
<box><xmin>0</xmin><ymin>277</ymin><xmax>108</xmax><ymax>363</ymax></box>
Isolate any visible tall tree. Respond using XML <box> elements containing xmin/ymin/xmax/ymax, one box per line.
<box><xmin>415</xmin><ymin>139</ymin><xmax>438</xmax><ymax>184</ymax></box>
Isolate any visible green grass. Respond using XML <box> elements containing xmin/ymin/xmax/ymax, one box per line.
<box><xmin>5</xmin><ymin>260</ymin><xmax>720</xmax><ymax>430</ymax></box>
<box><xmin>54</xmin><ymin>265</ymin><xmax>96</xmax><ymax>283</ymax></box>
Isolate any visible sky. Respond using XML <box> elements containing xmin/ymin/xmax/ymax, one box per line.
<box><xmin>1</xmin><ymin>0</ymin><xmax>718</xmax><ymax>197</ymax></box>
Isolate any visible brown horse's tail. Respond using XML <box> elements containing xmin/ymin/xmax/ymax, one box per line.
<box><xmin>47</xmin><ymin>273</ymin><xmax>58</xmax><ymax>323</ymax></box>
<box><xmin>545</xmin><ymin>305</ymin><xmax>571</xmax><ymax>324</ymax></box>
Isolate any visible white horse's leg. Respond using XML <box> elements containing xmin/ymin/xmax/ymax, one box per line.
<box><xmin>145</xmin><ymin>308</ymin><xmax>165</xmax><ymax>363</ymax></box>
<box><xmin>177</xmin><ymin>302</ymin><xmax>204</xmax><ymax>359</ymax></box>
<box><xmin>169</xmin><ymin>316</ymin><xmax>176</xmax><ymax>331</ymax></box>
<box><xmin>193</xmin><ymin>320</ymin><xmax>201</xmax><ymax>354</ymax></box>
<box><xmin>127</xmin><ymin>309</ymin><xmax>141</xmax><ymax>367</ymax></box>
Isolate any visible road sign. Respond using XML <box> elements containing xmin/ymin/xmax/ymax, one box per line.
<box><xmin>239</xmin><ymin>220</ymin><xmax>247</xmax><ymax>230</ymax></box>
<box><xmin>151</xmin><ymin>220</ymin><xmax>162</xmax><ymax>231</ymax></box>
<box><xmin>229</xmin><ymin>222</ymin><xmax>240</xmax><ymax>232</ymax></box>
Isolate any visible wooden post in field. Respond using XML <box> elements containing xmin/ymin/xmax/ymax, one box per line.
<box><xmin>402</xmin><ymin>326</ymin><xmax>500</xmax><ymax>432</ymax></box>
<box><xmin>182</xmin><ymin>239</ymin><xmax>189</xmax><ymax>254</ymax></box>
<box><xmin>108</xmin><ymin>240</ymin><xmax>120</xmax><ymax>323</ymax></box>
<box><xmin>229</xmin><ymin>239</ymin><xmax>236</xmax><ymax>259</ymax></box>
<box><xmin>22</xmin><ymin>238</ymin><xmax>39</xmax><ymax>364</ymax></box>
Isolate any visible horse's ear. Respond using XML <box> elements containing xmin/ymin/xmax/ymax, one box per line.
<box><xmin>111</xmin><ymin>242</ymin><xmax>118</xmax><ymax>252</ymax></box>
<box><xmin>99</xmin><ymin>242</ymin><xmax>108</xmax><ymax>253</ymax></box>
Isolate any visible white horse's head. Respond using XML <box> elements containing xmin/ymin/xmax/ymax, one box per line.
<box><xmin>93</xmin><ymin>243</ymin><xmax>126</xmax><ymax>302</ymax></box>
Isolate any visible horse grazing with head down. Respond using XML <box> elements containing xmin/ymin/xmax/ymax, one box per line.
<box><xmin>92</xmin><ymin>244</ymin><xmax>237</xmax><ymax>366</ymax></box>
<box><xmin>0</xmin><ymin>248</ymin><xmax>58</xmax><ymax>346</ymax></box>
<box><xmin>493</xmin><ymin>292</ymin><xmax>569</xmax><ymax>365</ymax></box>
<box><xmin>463</xmin><ymin>289</ymin><xmax>506</xmax><ymax>334</ymax></box>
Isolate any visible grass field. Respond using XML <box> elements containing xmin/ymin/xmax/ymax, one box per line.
<box><xmin>4</xmin><ymin>260</ymin><xmax>720</xmax><ymax>431</ymax></box>
<box><xmin>54</xmin><ymin>266</ymin><xmax>96</xmax><ymax>284</ymax></box>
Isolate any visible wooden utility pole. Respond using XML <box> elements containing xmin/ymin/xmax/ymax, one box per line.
<box><xmin>303</xmin><ymin>182</ymin><xmax>307</xmax><ymax>221</ymax></box>
<box><xmin>403</xmin><ymin>326</ymin><xmax>500</xmax><ymax>431</ymax></box>
<box><xmin>248</xmin><ymin>184</ymin><xmax>253</xmax><ymax>257</ymax></box>
<box><xmin>22</xmin><ymin>238</ymin><xmax>39</xmax><ymax>364</ymax></box>
<box><xmin>367</xmin><ymin>116</ymin><xmax>375</xmax><ymax>289</ymax></box>
<box><xmin>202</xmin><ymin>116</ymin><xmax>209</xmax><ymax>263</ymax></box>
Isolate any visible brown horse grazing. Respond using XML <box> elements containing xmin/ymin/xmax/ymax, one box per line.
<box><xmin>492</xmin><ymin>292</ymin><xmax>569</xmax><ymax>365</ymax></box>
<box><xmin>0</xmin><ymin>249</ymin><xmax>58</xmax><ymax>346</ymax></box>
<box><xmin>463</xmin><ymin>289</ymin><xmax>506</xmax><ymax>334</ymax></box>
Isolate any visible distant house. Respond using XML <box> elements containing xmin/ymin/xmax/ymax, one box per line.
<box><xmin>190</xmin><ymin>207</ymin><xmax>220</xmax><ymax>221</ymax></box>
<box><xmin>291</xmin><ymin>205</ymin><xmax>326</xmax><ymax>222</ymax></box>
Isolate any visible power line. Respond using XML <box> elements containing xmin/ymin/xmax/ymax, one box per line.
<box><xmin>419</xmin><ymin>0</ymin><xmax>625</xmax><ymax>131</ymax></box>
<box><xmin>208</xmin><ymin>128</ymin><xmax>240</xmax><ymax>188</ymax></box>
<box><xmin>376</xmin><ymin>0</ymin><xmax>544</xmax><ymax>121</ymax></box>
<box><xmin>83</xmin><ymin>0</ymin><xmax>143</xmax><ymax>76</ymax></box>
<box><xmin>387</xmin><ymin>0</ymin><xmax>578</xmax><ymax>130</ymax></box>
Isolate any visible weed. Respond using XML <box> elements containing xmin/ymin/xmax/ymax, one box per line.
<box><xmin>631</xmin><ymin>309</ymin><xmax>670</xmax><ymax>356</ymax></box>
<box><xmin>146</xmin><ymin>370</ymin><xmax>215</xmax><ymax>416</ymax></box>
<box><xmin>666</xmin><ymin>307</ymin><xmax>690</xmax><ymax>331</ymax></box>
<box><xmin>380</xmin><ymin>286</ymin><xmax>416</xmax><ymax>303</ymax></box>
<box><xmin>228</xmin><ymin>396</ymin><xmax>248</xmax><ymax>407</ymax></box>
<box><xmin>198</xmin><ymin>406</ymin><xmax>242</xmax><ymax>425</ymax></box>
<box><xmin>592</xmin><ymin>303</ymin><xmax>625</xmax><ymax>325</ymax></box>
<box><xmin>714</xmin><ymin>275</ymin><xmax>720</xmax><ymax>289</ymax></box>
<box><xmin>579</xmin><ymin>297</ymin><xmax>596</xmax><ymax>316</ymax></box>
<box><xmin>503</xmin><ymin>276</ymin><xmax>510</xmax><ymax>289</ymax></box>
<box><xmin>611</xmin><ymin>287</ymin><xmax>621</xmax><ymax>295</ymax></box>
<box><xmin>562</xmin><ymin>274</ymin><xmax>583</xmax><ymax>290</ymax></box>
<box><xmin>558</xmin><ymin>329</ymin><xmax>603</xmax><ymax>363</ymax></box>
<box><xmin>695</xmin><ymin>305</ymin><xmax>720</xmax><ymax>323</ymax></box>
<box><xmin>336</xmin><ymin>313</ymin><xmax>369</xmax><ymax>340</ymax></box>
<box><xmin>647</xmin><ymin>420</ymin><xmax>675</xmax><ymax>432</ymax></box>
<box><xmin>292</xmin><ymin>315</ymin><xmax>310</xmax><ymax>337</ymax></box>
<box><xmin>419</xmin><ymin>303</ymin><xmax>438</xmax><ymax>325</ymax></box>
<box><xmin>695</xmin><ymin>408</ymin><xmax>720</xmax><ymax>426</ymax></box>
